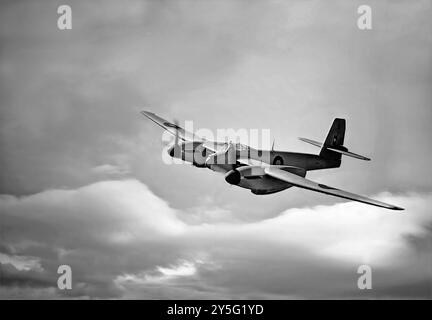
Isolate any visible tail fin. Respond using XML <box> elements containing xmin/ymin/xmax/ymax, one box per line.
<box><xmin>319</xmin><ymin>118</ymin><xmax>346</xmax><ymax>161</ymax></box>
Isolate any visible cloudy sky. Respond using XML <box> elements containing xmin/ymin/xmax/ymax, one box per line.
<box><xmin>1</xmin><ymin>0</ymin><xmax>431</xmax><ymax>299</ymax></box>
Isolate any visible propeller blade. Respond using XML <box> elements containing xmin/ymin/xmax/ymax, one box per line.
<box><xmin>173</xmin><ymin>119</ymin><xmax>179</xmax><ymax>147</ymax></box>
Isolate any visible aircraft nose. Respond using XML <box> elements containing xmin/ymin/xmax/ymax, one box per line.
<box><xmin>168</xmin><ymin>145</ymin><xmax>184</xmax><ymax>158</ymax></box>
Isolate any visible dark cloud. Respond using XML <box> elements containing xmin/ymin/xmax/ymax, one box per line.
<box><xmin>0</xmin><ymin>263</ymin><xmax>50</xmax><ymax>288</ymax></box>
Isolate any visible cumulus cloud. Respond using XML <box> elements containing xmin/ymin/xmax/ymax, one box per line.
<box><xmin>1</xmin><ymin>179</ymin><xmax>431</xmax><ymax>299</ymax></box>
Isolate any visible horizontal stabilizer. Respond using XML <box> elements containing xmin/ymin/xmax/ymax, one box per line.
<box><xmin>298</xmin><ymin>137</ymin><xmax>322</xmax><ymax>148</ymax></box>
<box><xmin>299</xmin><ymin>137</ymin><xmax>370</xmax><ymax>161</ymax></box>
<box><xmin>326</xmin><ymin>147</ymin><xmax>370</xmax><ymax>161</ymax></box>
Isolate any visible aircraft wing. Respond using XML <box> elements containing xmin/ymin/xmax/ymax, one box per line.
<box><xmin>141</xmin><ymin>110</ymin><xmax>203</xmax><ymax>142</ymax></box>
<box><xmin>264</xmin><ymin>167</ymin><xmax>404</xmax><ymax>210</ymax></box>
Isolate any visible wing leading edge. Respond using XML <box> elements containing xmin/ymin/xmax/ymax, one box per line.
<box><xmin>264</xmin><ymin>167</ymin><xmax>404</xmax><ymax>210</ymax></box>
<box><xmin>140</xmin><ymin>110</ymin><xmax>202</xmax><ymax>142</ymax></box>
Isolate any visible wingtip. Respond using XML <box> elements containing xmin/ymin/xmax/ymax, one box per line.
<box><xmin>388</xmin><ymin>205</ymin><xmax>404</xmax><ymax>211</ymax></box>
<box><xmin>140</xmin><ymin>110</ymin><xmax>156</xmax><ymax>119</ymax></box>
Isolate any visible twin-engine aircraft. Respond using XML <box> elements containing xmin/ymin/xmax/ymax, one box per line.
<box><xmin>141</xmin><ymin>111</ymin><xmax>403</xmax><ymax>210</ymax></box>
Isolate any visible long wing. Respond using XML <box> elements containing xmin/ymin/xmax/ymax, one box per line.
<box><xmin>141</xmin><ymin>110</ymin><xmax>202</xmax><ymax>142</ymax></box>
<box><xmin>264</xmin><ymin>167</ymin><xmax>404</xmax><ymax>210</ymax></box>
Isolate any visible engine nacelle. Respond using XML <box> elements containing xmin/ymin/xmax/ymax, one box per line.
<box><xmin>224</xmin><ymin>166</ymin><xmax>266</xmax><ymax>185</ymax></box>
<box><xmin>225</xmin><ymin>170</ymin><xmax>241</xmax><ymax>185</ymax></box>
<box><xmin>167</xmin><ymin>141</ymin><xmax>209</xmax><ymax>167</ymax></box>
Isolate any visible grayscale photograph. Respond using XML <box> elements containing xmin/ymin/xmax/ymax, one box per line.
<box><xmin>0</xmin><ymin>0</ymin><xmax>431</xmax><ymax>304</ymax></box>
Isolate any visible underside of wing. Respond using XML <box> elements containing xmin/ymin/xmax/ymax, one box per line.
<box><xmin>141</xmin><ymin>110</ymin><xmax>203</xmax><ymax>142</ymax></box>
<box><xmin>264</xmin><ymin>167</ymin><xmax>404</xmax><ymax>210</ymax></box>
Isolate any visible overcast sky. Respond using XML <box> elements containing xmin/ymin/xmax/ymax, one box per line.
<box><xmin>1</xmin><ymin>0</ymin><xmax>432</xmax><ymax>299</ymax></box>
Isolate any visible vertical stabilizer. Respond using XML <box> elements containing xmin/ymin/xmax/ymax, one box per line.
<box><xmin>319</xmin><ymin>118</ymin><xmax>346</xmax><ymax>161</ymax></box>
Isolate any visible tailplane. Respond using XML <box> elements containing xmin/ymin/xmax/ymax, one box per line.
<box><xmin>299</xmin><ymin>118</ymin><xmax>370</xmax><ymax>162</ymax></box>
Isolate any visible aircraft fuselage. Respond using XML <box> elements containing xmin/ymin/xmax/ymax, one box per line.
<box><xmin>168</xmin><ymin>143</ymin><xmax>341</xmax><ymax>195</ymax></box>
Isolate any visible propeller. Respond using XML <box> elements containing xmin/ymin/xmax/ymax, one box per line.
<box><xmin>173</xmin><ymin>119</ymin><xmax>182</xmax><ymax>158</ymax></box>
<box><xmin>174</xmin><ymin>119</ymin><xmax>179</xmax><ymax>146</ymax></box>
<box><xmin>167</xmin><ymin>119</ymin><xmax>183</xmax><ymax>159</ymax></box>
